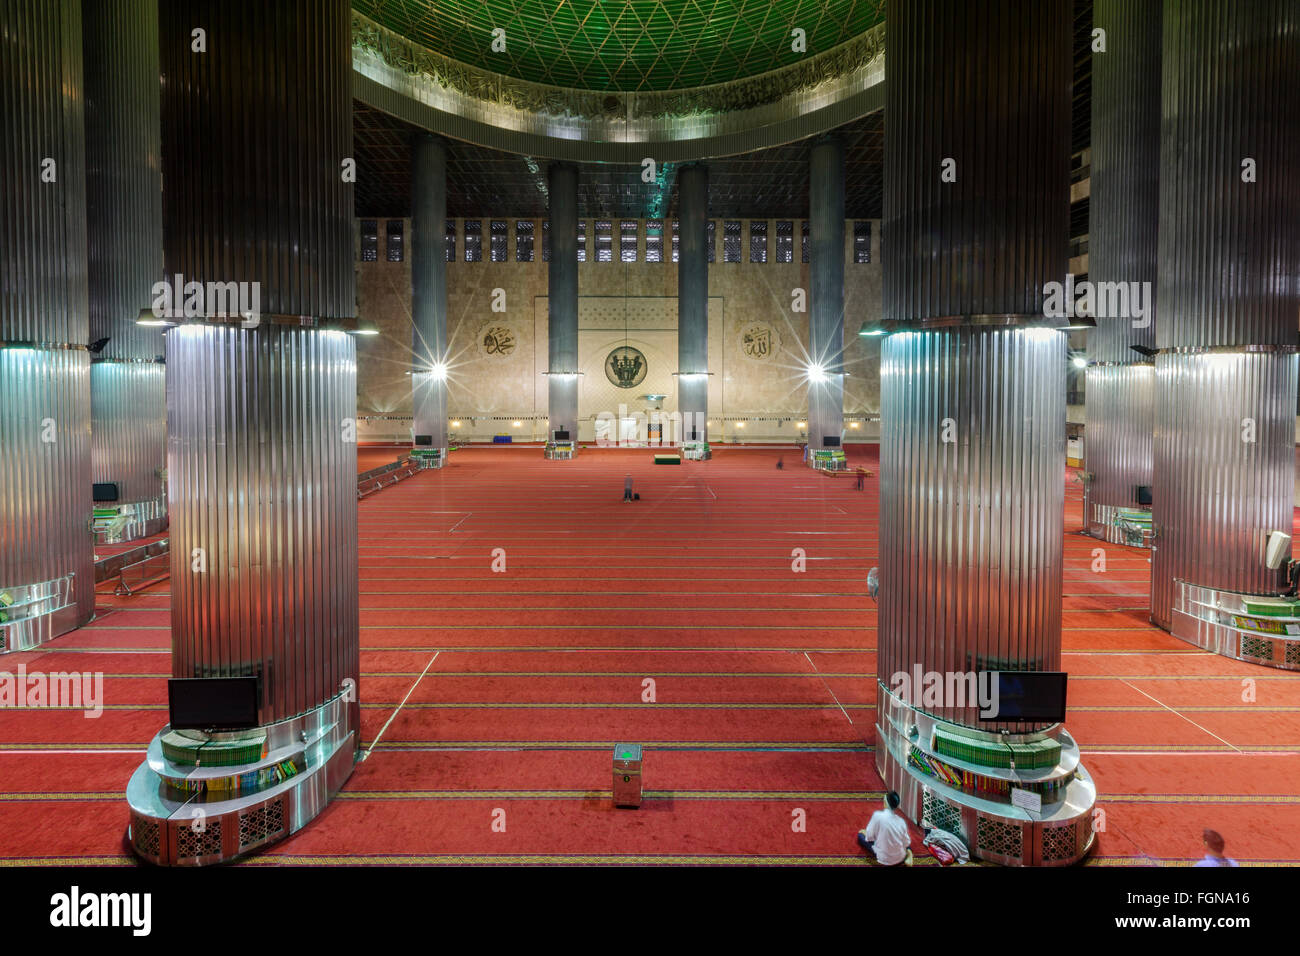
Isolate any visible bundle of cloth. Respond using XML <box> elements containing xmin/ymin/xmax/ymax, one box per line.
<box><xmin>923</xmin><ymin>828</ymin><xmax>970</xmax><ymax>865</ymax></box>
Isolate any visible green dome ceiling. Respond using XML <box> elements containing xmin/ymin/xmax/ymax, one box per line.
<box><xmin>353</xmin><ymin>0</ymin><xmax>886</xmax><ymax>92</ymax></box>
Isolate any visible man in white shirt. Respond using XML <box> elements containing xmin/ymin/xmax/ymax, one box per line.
<box><xmin>1194</xmin><ymin>829</ymin><xmax>1238</xmax><ymax>867</ymax></box>
<box><xmin>858</xmin><ymin>790</ymin><xmax>913</xmax><ymax>866</ymax></box>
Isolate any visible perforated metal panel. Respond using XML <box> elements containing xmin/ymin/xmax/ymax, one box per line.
<box><xmin>977</xmin><ymin>815</ymin><xmax>1024</xmax><ymax>861</ymax></box>
<box><xmin>922</xmin><ymin>788</ymin><xmax>965</xmax><ymax>840</ymax></box>
<box><xmin>1041</xmin><ymin>822</ymin><xmax>1079</xmax><ymax>862</ymax></box>
<box><xmin>175</xmin><ymin>818</ymin><xmax>222</xmax><ymax>860</ymax></box>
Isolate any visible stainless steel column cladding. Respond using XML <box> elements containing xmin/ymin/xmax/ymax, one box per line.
<box><xmin>165</xmin><ymin>325</ymin><xmax>359</xmax><ymax>725</ymax></box>
<box><xmin>677</xmin><ymin>164</ymin><xmax>709</xmax><ymax>435</ymax></box>
<box><xmin>0</xmin><ymin>0</ymin><xmax>94</xmax><ymax>648</ymax></box>
<box><xmin>84</xmin><ymin>0</ymin><xmax>167</xmax><ymax>524</ymax></box>
<box><xmin>157</xmin><ymin>0</ymin><xmax>358</xmax><ymax>721</ymax></box>
<box><xmin>808</xmin><ymin>136</ymin><xmax>845</xmax><ymax>451</ymax></box>
<box><xmin>411</xmin><ymin>133</ymin><xmax>448</xmax><ymax>451</ymax></box>
<box><xmin>878</xmin><ymin>0</ymin><xmax>1093</xmax><ymax>864</ymax></box>
<box><xmin>880</xmin><ymin>328</ymin><xmax>1067</xmax><ymax>727</ymax></box>
<box><xmin>1150</xmin><ymin>0</ymin><xmax>1300</xmax><ymax>630</ymax></box>
<box><xmin>881</xmin><ymin>0</ymin><xmax>1072</xmax><ymax>707</ymax></box>
<box><xmin>1083</xmin><ymin>0</ymin><xmax>1161</xmax><ymax>542</ymax></box>
<box><xmin>1083</xmin><ymin>365</ymin><xmax>1155</xmax><ymax>541</ymax></box>
<box><xmin>547</xmin><ymin>162</ymin><xmax>580</xmax><ymax>437</ymax></box>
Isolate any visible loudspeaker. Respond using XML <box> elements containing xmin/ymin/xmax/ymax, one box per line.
<box><xmin>1265</xmin><ymin>531</ymin><xmax>1291</xmax><ymax>571</ymax></box>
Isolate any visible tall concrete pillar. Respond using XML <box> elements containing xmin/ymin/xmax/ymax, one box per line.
<box><xmin>808</xmin><ymin>137</ymin><xmax>845</xmax><ymax>454</ymax></box>
<box><xmin>412</xmin><ymin>134</ymin><xmax>448</xmax><ymax>458</ymax></box>
<box><xmin>1084</xmin><ymin>0</ymin><xmax>1161</xmax><ymax>545</ymax></box>
<box><xmin>677</xmin><ymin>164</ymin><xmax>709</xmax><ymax>442</ymax></box>
<box><xmin>127</xmin><ymin>0</ymin><xmax>360</xmax><ymax>866</ymax></box>
<box><xmin>85</xmin><ymin>0</ymin><xmax>167</xmax><ymax>544</ymax></box>
<box><xmin>0</xmin><ymin>0</ymin><xmax>93</xmax><ymax>653</ymax></box>
<box><xmin>876</xmin><ymin>0</ymin><xmax>1095</xmax><ymax>865</ymax></box>
<box><xmin>547</xmin><ymin>163</ymin><xmax>580</xmax><ymax>441</ymax></box>
<box><xmin>1153</xmin><ymin>0</ymin><xmax>1300</xmax><ymax>656</ymax></box>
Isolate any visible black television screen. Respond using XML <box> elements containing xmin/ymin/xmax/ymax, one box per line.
<box><xmin>823</xmin><ymin>436</ymin><xmax>841</xmax><ymax>448</ymax></box>
<box><xmin>414</xmin><ymin>434</ymin><xmax>433</xmax><ymax>446</ymax></box>
<box><xmin>92</xmin><ymin>482</ymin><xmax>120</xmax><ymax>503</ymax></box>
<box><xmin>1136</xmin><ymin>485</ymin><xmax>1153</xmax><ymax>506</ymax></box>
<box><xmin>554</xmin><ymin>430</ymin><xmax>570</xmax><ymax>441</ymax></box>
<box><xmin>982</xmin><ymin>671</ymin><xmax>1068</xmax><ymax>724</ymax></box>
<box><xmin>168</xmin><ymin>677</ymin><xmax>261</xmax><ymax>731</ymax></box>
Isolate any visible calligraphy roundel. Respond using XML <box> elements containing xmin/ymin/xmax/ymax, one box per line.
<box><xmin>477</xmin><ymin>323</ymin><xmax>518</xmax><ymax>357</ymax></box>
<box><xmin>739</xmin><ymin>323</ymin><xmax>780</xmax><ymax>363</ymax></box>
<box><xmin>605</xmin><ymin>346</ymin><xmax>647</xmax><ymax>388</ymax></box>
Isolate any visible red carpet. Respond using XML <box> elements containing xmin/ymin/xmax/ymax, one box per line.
<box><xmin>3</xmin><ymin>443</ymin><xmax>1299</xmax><ymax>866</ymax></box>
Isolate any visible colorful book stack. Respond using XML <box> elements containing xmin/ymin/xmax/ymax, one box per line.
<box><xmin>168</xmin><ymin>758</ymin><xmax>303</xmax><ymax>797</ymax></box>
<box><xmin>908</xmin><ymin>746</ymin><xmax>1073</xmax><ymax>802</ymax></box>
<box><xmin>1230</xmin><ymin>615</ymin><xmax>1299</xmax><ymax>636</ymax></box>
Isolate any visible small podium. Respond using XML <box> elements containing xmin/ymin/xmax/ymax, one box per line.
<box><xmin>612</xmin><ymin>743</ymin><xmax>642</xmax><ymax>808</ymax></box>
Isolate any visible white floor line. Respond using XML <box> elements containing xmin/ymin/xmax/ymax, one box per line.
<box><xmin>804</xmin><ymin>651</ymin><xmax>854</xmax><ymax>727</ymax></box>
<box><xmin>363</xmin><ymin>651</ymin><xmax>440</xmax><ymax>761</ymax></box>
<box><xmin>1118</xmin><ymin>678</ymin><xmax>1244</xmax><ymax>754</ymax></box>
<box><xmin>1084</xmin><ymin>749</ymin><xmax>1290</xmax><ymax>758</ymax></box>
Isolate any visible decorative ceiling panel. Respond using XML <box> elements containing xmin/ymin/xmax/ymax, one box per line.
<box><xmin>354</xmin><ymin>0</ymin><xmax>886</xmax><ymax>92</ymax></box>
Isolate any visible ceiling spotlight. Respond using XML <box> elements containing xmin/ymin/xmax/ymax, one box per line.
<box><xmin>1072</xmin><ymin>355</ymin><xmax>1087</xmax><ymax>368</ymax></box>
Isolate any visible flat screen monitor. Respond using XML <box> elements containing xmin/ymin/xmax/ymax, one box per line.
<box><xmin>981</xmin><ymin>671</ymin><xmax>1068</xmax><ymax>724</ymax></box>
<box><xmin>168</xmin><ymin>677</ymin><xmax>261</xmax><ymax>731</ymax></box>
<box><xmin>823</xmin><ymin>436</ymin><xmax>841</xmax><ymax>448</ymax></box>
<box><xmin>554</xmin><ymin>430</ymin><xmax>570</xmax><ymax>441</ymax></box>
<box><xmin>92</xmin><ymin>482</ymin><xmax>120</xmax><ymax>503</ymax></box>
<box><xmin>1135</xmin><ymin>485</ymin><xmax>1153</xmax><ymax>506</ymax></box>
<box><xmin>414</xmin><ymin>434</ymin><xmax>433</xmax><ymax>447</ymax></box>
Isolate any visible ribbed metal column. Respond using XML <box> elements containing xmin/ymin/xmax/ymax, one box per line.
<box><xmin>158</xmin><ymin>0</ymin><xmax>358</xmax><ymax>723</ymax></box>
<box><xmin>1151</xmin><ymin>0</ymin><xmax>1300</xmax><ymax>630</ymax></box>
<box><xmin>677</xmin><ymin>164</ymin><xmax>709</xmax><ymax>439</ymax></box>
<box><xmin>881</xmin><ymin>0</ymin><xmax>1071</xmax><ymax>703</ymax></box>
<box><xmin>166</xmin><ymin>325</ymin><xmax>358</xmax><ymax>722</ymax></box>
<box><xmin>84</xmin><ymin>0</ymin><xmax>167</xmax><ymax>524</ymax></box>
<box><xmin>877</xmin><ymin>0</ymin><xmax>1093</xmax><ymax>865</ymax></box>
<box><xmin>1084</xmin><ymin>365</ymin><xmax>1155</xmax><ymax>540</ymax></box>
<box><xmin>808</xmin><ymin>137</ymin><xmax>845</xmax><ymax>451</ymax></box>
<box><xmin>411</xmin><ymin>134</ymin><xmax>448</xmax><ymax>452</ymax></box>
<box><xmin>1083</xmin><ymin>0</ymin><xmax>1161</xmax><ymax>542</ymax></box>
<box><xmin>881</xmin><ymin>327</ymin><xmax>1067</xmax><ymax>715</ymax></box>
<box><xmin>0</xmin><ymin>0</ymin><xmax>94</xmax><ymax>648</ymax></box>
<box><xmin>547</xmin><ymin>162</ymin><xmax>580</xmax><ymax>437</ymax></box>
